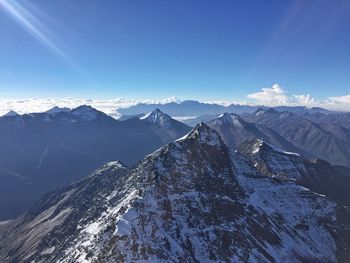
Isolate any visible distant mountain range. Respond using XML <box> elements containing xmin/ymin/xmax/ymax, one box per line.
<box><xmin>0</xmin><ymin>106</ymin><xmax>190</xmax><ymax>220</ymax></box>
<box><xmin>0</xmin><ymin>101</ymin><xmax>350</xmax><ymax>220</ymax></box>
<box><xmin>2</xmin><ymin>103</ymin><xmax>350</xmax><ymax>222</ymax></box>
<box><xmin>158</xmin><ymin>108</ymin><xmax>350</xmax><ymax>168</ymax></box>
<box><xmin>117</xmin><ymin>100</ymin><xmax>335</xmax><ymax>117</ymax></box>
<box><xmin>241</xmin><ymin>108</ymin><xmax>350</xmax><ymax>167</ymax></box>
<box><xmin>1</xmin><ymin>124</ymin><xmax>349</xmax><ymax>262</ymax></box>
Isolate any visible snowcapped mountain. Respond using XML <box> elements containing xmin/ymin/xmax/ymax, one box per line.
<box><xmin>117</xmin><ymin>100</ymin><xmax>335</xmax><ymax>118</ymax></box>
<box><xmin>206</xmin><ymin>113</ymin><xmax>308</xmax><ymax>158</ymax></box>
<box><xmin>0</xmin><ymin>106</ymin><xmax>190</xmax><ymax>220</ymax></box>
<box><xmin>1</xmin><ymin>124</ymin><xmax>349</xmax><ymax>262</ymax></box>
<box><xmin>118</xmin><ymin>100</ymin><xmax>262</xmax><ymax>117</ymax></box>
<box><xmin>140</xmin><ymin>108</ymin><xmax>168</xmax><ymax>122</ymax></box>
<box><xmin>140</xmin><ymin>109</ymin><xmax>191</xmax><ymax>143</ymax></box>
<box><xmin>238</xmin><ymin>139</ymin><xmax>350</xmax><ymax>207</ymax></box>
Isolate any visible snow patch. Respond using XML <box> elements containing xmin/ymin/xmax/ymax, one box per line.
<box><xmin>177</xmin><ymin>123</ymin><xmax>222</xmax><ymax>146</ymax></box>
<box><xmin>252</xmin><ymin>139</ymin><xmax>300</xmax><ymax>157</ymax></box>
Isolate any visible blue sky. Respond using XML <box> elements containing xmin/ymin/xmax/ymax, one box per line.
<box><xmin>0</xmin><ymin>0</ymin><xmax>350</xmax><ymax>105</ymax></box>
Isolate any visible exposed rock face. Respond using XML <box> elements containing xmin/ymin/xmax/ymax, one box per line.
<box><xmin>1</xmin><ymin>124</ymin><xmax>349</xmax><ymax>263</ymax></box>
<box><xmin>206</xmin><ymin>113</ymin><xmax>308</xmax><ymax>158</ymax></box>
<box><xmin>238</xmin><ymin>139</ymin><xmax>350</xmax><ymax>207</ymax></box>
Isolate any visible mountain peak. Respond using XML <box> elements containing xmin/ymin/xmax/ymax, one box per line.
<box><xmin>218</xmin><ymin>112</ymin><xmax>239</xmax><ymax>119</ymax></box>
<box><xmin>140</xmin><ymin>108</ymin><xmax>171</xmax><ymax>124</ymax></box>
<box><xmin>72</xmin><ymin>104</ymin><xmax>94</xmax><ymax>111</ymax></box>
<box><xmin>46</xmin><ymin>106</ymin><xmax>70</xmax><ymax>115</ymax></box>
<box><xmin>178</xmin><ymin>122</ymin><xmax>223</xmax><ymax>146</ymax></box>
<box><xmin>217</xmin><ymin>112</ymin><xmax>244</xmax><ymax>126</ymax></box>
<box><xmin>71</xmin><ymin>105</ymin><xmax>99</xmax><ymax>121</ymax></box>
<box><xmin>3</xmin><ymin>110</ymin><xmax>19</xmax><ymax>117</ymax></box>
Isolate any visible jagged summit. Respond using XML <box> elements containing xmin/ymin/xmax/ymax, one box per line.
<box><xmin>3</xmin><ymin>110</ymin><xmax>19</xmax><ymax>117</ymax></box>
<box><xmin>237</xmin><ymin>139</ymin><xmax>303</xmax><ymax>180</ymax></box>
<box><xmin>72</xmin><ymin>104</ymin><xmax>96</xmax><ymax>112</ymax></box>
<box><xmin>45</xmin><ymin>106</ymin><xmax>70</xmax><ymax>115</ymax></box>
<box><xmin>71</xmin><ymin>105</ymin><xmax>102</xmax><ymax>121</ymax></box>
<box><xmin>215</xmin><ymin>112</ymin><xmax>244</xmax><ymax>127</ymax></box>
<box><xmin>178</xmin><ymin>122</ymin><xmax>223</xmax><ymax>146</ymax></box>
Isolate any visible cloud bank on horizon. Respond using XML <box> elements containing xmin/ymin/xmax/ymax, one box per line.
<box><xmin>246</xmin><ymin>84</ymin><xmax>350</xmax><ymax>111</ymax></box>
<box><xmin>0</xmin><ymin>97</ymin><xmax>181</xmax><ymax>116</ymax></box>
<box><xmin>0</xmin><ymin>84</ymin><xmax>349</xmax><ymax>116</ymax></box>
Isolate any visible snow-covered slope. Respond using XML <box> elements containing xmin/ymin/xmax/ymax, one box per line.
<box><xmin>238</xmin><ymin>139</ymin><xmax>350</xmax><ymax>207</ymax></box>
<box><xmin>0</xmin><ymin>124</ymin><xmax>349</xmax><ymax>262</ymax></box>
<box><xmin>140</xmin><ymin>108</ymin><xmax>191</xmax><ymax>143</ymax></box>
<box><xmin>206</xmin><ymin>113</ymin><xmax>307</xmax><ymax>158</ymax></box>
<box><xmin>238</xmin><ymin>139</ymin><xmax>305</xmax><ymax>180</ymax></box>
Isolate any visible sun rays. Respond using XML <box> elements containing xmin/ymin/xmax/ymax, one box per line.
<box><xmin>0</xmin><ymin>0</ymin><xmax>77</xmax><ymax>68</ymax></box>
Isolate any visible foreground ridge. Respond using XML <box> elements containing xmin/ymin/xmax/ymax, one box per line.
<box><xmin>0</xmin><ymin>125</ymin><xmax>349</xmax><ymax>262</ymax></box>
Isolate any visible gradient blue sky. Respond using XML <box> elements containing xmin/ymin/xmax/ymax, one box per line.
<box><xmin>0</xmin><ymin>0</ymin><xmax>350</xmax><ymax>102</ymax></box>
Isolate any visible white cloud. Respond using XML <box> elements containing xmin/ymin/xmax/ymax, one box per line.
<box><xmin>325</xmin><ymin>95</ymin><xmax>350</xmax><ymax>111</ymax></box>
<box><xmin>0</xmin><ymin>96</ymin><xmax>181</xmax><ymax>116</ymax></box>
<box><xmin>204</xmin><ymin>100</ymin><xmax>233</xmax><ymax>106</ymax></box>
<box><xmin>292</xmin><ymin>94</ymin><xmax>315</xmax><ymax>105</ymax></box>
<box><xmin>328</xmin><ymin>94</ymin><xmax>350</xmax><ymax>104</ymax></box>
<box><xmin>246</xmin><ymin>83</ymin><xmax>350</xmax><ymax>111</ymax></box>
<box><xmin>247</xmin><ymin>84</ymin><xmax>289</xmax><ymax>104</ymax></box>
<box><xmin>1</xmin><ymin>87</ymin><xmax>350</xmax><ymax>117</ymax></box>
<box><xmin>246</xmin><ymin>84</ymin><xmax>318</xmax><ymax>107</ymax></box>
